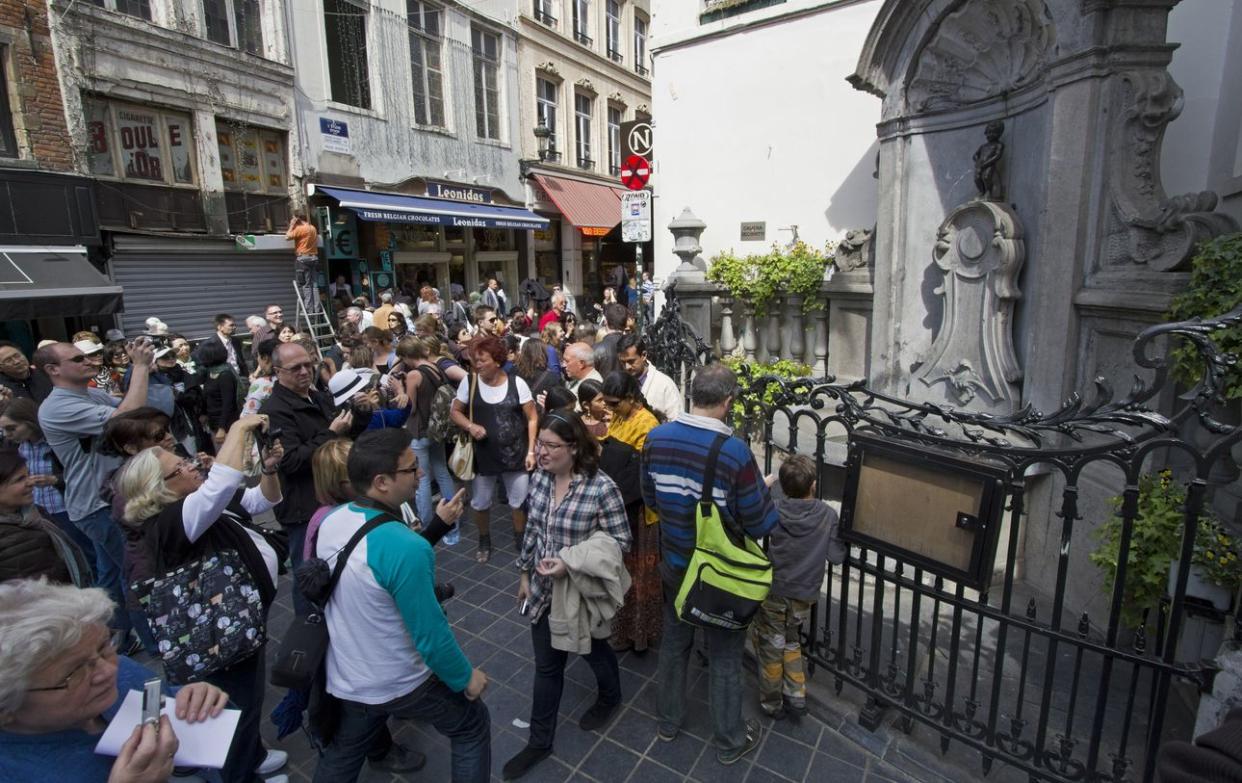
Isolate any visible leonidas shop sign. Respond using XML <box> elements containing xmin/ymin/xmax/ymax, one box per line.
<box><xmin>426</xmin><ymin>181</ymin><xmax>492</xmax><ymax>204</ymax></box>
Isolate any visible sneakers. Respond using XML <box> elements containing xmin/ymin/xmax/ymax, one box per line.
<box><xmin>577</xmin><ymin>699</ymin><xmax>620</xmax><ymax>732</ymax></box>
<box><xmin>262</xmin><ymin>777</ymin><xmax>289</xmax><ymax>783</ymax></box>
<box><xmin>717</xmin><ymin>719</ymin><xmax>762</xmax><ymax>766</ymax></box>
<box><xmin>656</xmin><ymin>724</ymin><xmax>679</xmax><ymax>742</ymax></box>
<box><xmin>368</xmin><ymin>742</ymin><xmax>427</xmax><ymax>773</ymax></box>
<box><xmin>502</xmin><ymin>745</ymin><xmax>553</xmax><ymax>780</ymax></box>
<box><xmin>256</xmin><ymin>749</ymin><xmax>288</xmax><ymax>775</ymax></box>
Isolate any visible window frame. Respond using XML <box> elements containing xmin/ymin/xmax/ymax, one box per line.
<box><xmin>574</xmin><ymin>92</ymin><xmax>593</xmax><ymax>170</ymax></box>
<box><xmin>82</xmin><ymin>97</ymin><xmax>199</xmax><ymax>188</ymax></box>
<box><xmin>572</xmin><ymin>0</ymin><xmax>592</xmax><ymax>46</ymax></box>
<box><xmin>533</xmin><ymin>0</ymin><xmax>557</xmax><ymax>27</ymax></box>
<box><xmin>471</xmin><ymin>26</ymin><xmax>501</xmax><ymax>141</ymax></box>
<box><xmin>536</xmin><ymin>76</ymin><xmax>560</xmax><ymax>159</ymax></box>
<box><xmin>407</xmin><ymin>0</ymin><xmax>446</xmax><ymax>128</ymax></box>
<box><xmin>216</xmin><ymin>120</ymin><xmax>289</xmax><ymax>196</ymax></box>
<box><xmin>323</xmin><ymin>0</ymin><xmax>373</xmax><ymax>111</ymax></box>
<box><xmin>606</xmin><ymin>0</ymin><xmax>622</xmax><ymax>62</ymax></box>
<box><xmin>633</xmin><ymin>13</ymin><xmax>648</xmax><ymax>76</ymax></box>
<box><xmin>90</xmin><ymin>0</ymin><xmax>153</xmax><ymax>21</ymax></box>
<box><xmin>607</xmin><ymin>105</ymin><xmax>622</xmax><ymax>176</ymax></box>
<box><xmin>0</xmin><ymin>46</ymin><xmax>18</xmax><ymax>159</ymax></box>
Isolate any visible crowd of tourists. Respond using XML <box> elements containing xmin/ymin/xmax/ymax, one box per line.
<box><xmin>0</xmin><ymin>283</ymin><xmax>846</xmax><ymax>783</ymax></box>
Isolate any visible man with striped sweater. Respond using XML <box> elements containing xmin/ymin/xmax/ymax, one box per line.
<box><xmin>641</xmin><ymin>363</ymin><xmax>779</xmax><ymax>766</ymax></box>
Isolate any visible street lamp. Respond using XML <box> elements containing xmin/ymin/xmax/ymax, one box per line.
<box><xmin>521</xmin><ymin>125</ymin><xmax>554</xmax><ymax>178</ymax></box>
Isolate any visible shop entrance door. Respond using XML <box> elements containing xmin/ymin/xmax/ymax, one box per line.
<box><xmin>393</xmin><ymin>252</ymin><xmax>451</xmax><ymax>303</ymax></box>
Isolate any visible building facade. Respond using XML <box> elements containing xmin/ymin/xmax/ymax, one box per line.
<box><xmin>516</xmin><ymin>0</ymin><xmax>652</xmax><ymax>310</ymax></box>
<box><xmin>46</xmin><ymin>0</ymin><xmax>301</xmax><ymax>339</ymax></box>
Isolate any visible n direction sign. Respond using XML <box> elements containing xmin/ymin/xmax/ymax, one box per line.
<box><xmin>621</xmin><ymin>120</ymin><xmax>653</xmax><ymax>161</ymax></box>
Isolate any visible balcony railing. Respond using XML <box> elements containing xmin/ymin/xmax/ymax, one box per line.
<box><xmin>574</xmin><ymin>30</ymin><xmax>593</xmax><ymax>46</ymax></box>
<box><xmin>607</xmin><ymin>48</ymin><xmax>623</xmax><ymax>63</ymax></box>
<box><xmin>577</xmin><ymin>156</ymin><xmax>594</xmax><ymax>170</ymax></box>
<box><xmin>534</xmin><ymin>8</ymin><xmax>557</xmax><ymax>27</ymax></box>
<box><xmin>634</xmin><ymin>62</ymin><xmax>649</xmax><ymax>77</ymax></box>
<box><xmin>609</xmin><ymin>164</ymin><xmax>621</xmax><ymax>176</ymax></box>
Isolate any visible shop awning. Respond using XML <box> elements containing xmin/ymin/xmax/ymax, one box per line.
<box><xmin>0</xmin><ymin>246</ymin><xmax>123</xmax><ymax>320</ymax></box>
<box><xmin>315</xmin><ymin>185</ymin><xmax>548</xmax><ymax>230</ymax></box>
<box><xmin>531</xmin><ymin>174</ymin><xmax>626</xmax><ymax>230</ymax></box>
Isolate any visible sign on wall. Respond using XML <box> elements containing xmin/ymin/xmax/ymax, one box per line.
<box><xmin>319</xmin><ymin>117</ymin><xmax>351</xmax><ymax>154</ymax></box>
<box><xmin>740</xmin><ymin>222</ymin><xmax>766</xmax><ymax>241</ymax></box>
<box><xmin>621</xmin><ymin>120</ymin><xmax>653</xmax><ymax>161</ymax></box>
<box><xmin>621</xmin><ymin>191</ymin><xmax>652</xmax><ymax>243</ymax></box>
<box><xmin>426</xmin><ymin>181</ymin><xmax>493</xmax><ymax>204</ymax></box>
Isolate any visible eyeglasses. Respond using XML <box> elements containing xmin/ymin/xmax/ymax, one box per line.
<box><xmin>60</xmin><ymin>354</ymin><xmax>88</xmax><ymax>365</ymax></box>
<box><xmin>163</xmin><ymin>459</ymin><xmax>201</xmax><ymax>482</ymax></box>
<box><xmin>536</xmin><ymin>439</ymin><xmax>570</xmax><ymax>451</ymax></box>
<box><xmin>276</xmin><ymin>362</ymin><xmax>314</xmax><ymax>375</ymax></box>
<box><xmin>28</xmin><ymin>633</ymin><xmax>118</xmax><ymax>693</ymax></box>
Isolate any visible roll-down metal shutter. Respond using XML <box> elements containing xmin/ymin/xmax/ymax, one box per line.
<box><xmin>108</xmin><ymin>235</ymin><xmax>299</xmax><ymax>340</ymax></box>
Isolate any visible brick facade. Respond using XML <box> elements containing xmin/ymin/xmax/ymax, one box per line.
<box><xmin>0</xmin><ymin>0</ymin><xmax>74</xmax><ymax>171</ymax></box>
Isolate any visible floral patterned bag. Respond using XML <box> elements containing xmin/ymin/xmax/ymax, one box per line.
<box><xmin>130</xmin><ymin>548</ymin><xmax>266</xmax><ymax>684</ymax></box>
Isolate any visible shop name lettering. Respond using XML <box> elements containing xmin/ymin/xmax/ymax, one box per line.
<box><xmin>357</xmin><ymin>210</ymin><xmax>492</xmax><ymax>228</ymax></box>
<box><xmin>429</xmin><ymin>184</ymin><xmax>492</xmax><ymax>203</ymax></box>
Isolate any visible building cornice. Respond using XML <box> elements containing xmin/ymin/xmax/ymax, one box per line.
<box><xmin>517</xmin><ymin>13</ymin><xmax>651</xmax><ymax>94</ymax></box>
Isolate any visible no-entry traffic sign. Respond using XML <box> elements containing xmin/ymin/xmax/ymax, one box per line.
<box><xmin>620</xmin><ymin>154</ymin><xmax>650</xmax><ymax>190</ymax></box>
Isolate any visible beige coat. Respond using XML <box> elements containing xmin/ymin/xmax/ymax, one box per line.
<box><xmin>549</xmin><ymin>530</ymin><xmax>631</xmax><ymax>654</ymax></box>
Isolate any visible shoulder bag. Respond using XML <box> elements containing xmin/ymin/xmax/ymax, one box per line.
<box><xmin>674</xmin><ymin>433</ymin><xmax>773</xmax><ymax>631</ymax></box>
<box><xmin>448</xmin><ymin>373</ymin><xmax>477</xmax><ymax>481</ymax></box>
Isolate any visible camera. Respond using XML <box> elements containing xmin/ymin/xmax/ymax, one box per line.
<box><xmin>254</xmin><ymin>425</ymin><xmax>283</xmax><ymax>458</ymax></box>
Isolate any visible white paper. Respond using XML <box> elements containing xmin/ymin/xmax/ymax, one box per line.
<box><xmin>95</xmin><ymin>688</ymin><xmax>241</xmax><ymax>769</ymax></box>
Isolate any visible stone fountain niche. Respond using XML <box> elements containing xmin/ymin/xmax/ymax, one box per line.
<box><xmin>850</xmin><ymin>0</ymin><xmax>1237</xmax><ymax>417</ymax></box>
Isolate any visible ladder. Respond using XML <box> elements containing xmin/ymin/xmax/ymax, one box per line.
<box><xmin>293</xmin><ymin>282</ymin><xmax>336</xmax><ymax>353</ymax></box>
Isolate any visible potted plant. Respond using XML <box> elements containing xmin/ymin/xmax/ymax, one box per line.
<box><xmin>1090</xmin><ymin>470</ymin><xmax>1242</xmax><ymax>628</ymax></box>
<box><xmin>707</xmin><ymin>241</ymin><xmax>835</xmax><ymax>317</ymax></box>
<box><xmin>1166</xmin><ymin>233</ymin><xmax>1242</xmax><ymax>400</ymax></box>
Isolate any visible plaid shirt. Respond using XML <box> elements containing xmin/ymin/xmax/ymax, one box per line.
<box><xmin>19</xmin><ymin>441</ymin><xmax>65</xmax><ymax>515</ymax></box>
<box><xmin>517</xmin><ymin>468</ymin><xmax>632</xmax><ymax>623</ymax></box>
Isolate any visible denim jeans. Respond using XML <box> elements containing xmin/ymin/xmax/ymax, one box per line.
<box><xmin>312</xmin><ymin>676</ymin><xmax>491</xmax><ymax>783</ymax></box>
<box><xmin>206</xmin><ymin>646</ymin><xmax>267</xmax><ymax>783</ymax></box>
<box><xmin>656</xmin><ymin>584</ymin><xmax>747</xmax><ymax>752</ymax></box>
<box><xmin>285</xmin><ymin>522</ymin><xmax>310</xmax><ymax>616</ymax></box>
<box><xmin>47</xmin><ymin>509</ymin><xmax>95</xmax><ymax>558</ymax></box>
<box><xmin>527</xmin><ymin>612</ymin><xmax>621</xmax><ymax>749</ymax></box>
<box><xmin>72</xmin><ymin>506</ymin><xmax>131</xmax><ymax>636</ymax></box>
<box><xmin>295</xmin><ymin>255</ymin><xmax>320</xmax><ymax>316</ymax></box>
<box><xmin>410</xmin><ymin>436</ymin><xmax>456</xmax><ymax>528</ymax></box>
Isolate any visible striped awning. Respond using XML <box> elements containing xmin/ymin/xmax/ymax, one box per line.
<box><xmin>532</xmin><ymin>174</ymin><xmax>627</xmax><ymax>230</ymax></box>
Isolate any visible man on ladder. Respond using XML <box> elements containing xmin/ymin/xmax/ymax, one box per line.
<box><xmin>287</xmin><ymin>213</ymin><xmax>320</xmax><ymax>323</ymax></box>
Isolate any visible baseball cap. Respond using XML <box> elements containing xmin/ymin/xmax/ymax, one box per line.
<box><xmin>72</xmin><ymin>339</ymin><xmax>104</xmax><ymax>356</ymax></box>
<box><xmin>328</xmin><ymin>368</ymin><xmax>368</xmax><ymax>408</ymax></box>
<box><xmin>104</xmin><ymin>329</ymin><xmax>125</xmax><ymax>343</ymax></box>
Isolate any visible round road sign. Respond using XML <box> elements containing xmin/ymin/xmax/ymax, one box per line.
<box><xmin>620</xmin><ymin>154</ymin><xmax>650</xmax><ymax>191</ymax></box>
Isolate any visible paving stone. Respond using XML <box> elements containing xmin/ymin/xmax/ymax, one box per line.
<box><xmin>689</xmin><ymin>748</ymin><xmax>753</xmax><ymax>783</ymax></box>
<box><xmin>488</xmin><ymin>726</ymin><xmax>529</xmax><ymax>780</ymax></box>
<box><xmin>605</xmin><ymin>706</ymin><xmax>659</xmax><ymax>754</ymax></box>
<box><xmin>745</xmin><ymin>765</ymin><xmax>794</xmax><ymax>783</ymax></box>
<box><xmin>578</xmin><ymin>738</ymin><xmax>643</xmax><ymax>782</ymax></box>
<box><xmin>645</xmin><ymin>730</ymin><xmax>707</xmax><ymax>772</ymax></box>
<box><xmin>808</xmin><ymin>751</ymin><xmax>867</xmax><ymax>783</ymax></box>
<box><xmin>838</xmin><ymin>717</ymin><xmax>892</xmax><ymax>758</ymax></box>
<box><xmin>626</xmin><ymin>759</ymin><xmax>687</xmax><ymax>783</ymax></box>
<box><xmin>454</xmin><ymin>605</ymin><xmax>505</xmax><ymax>635</ymax></box>
<box><xmin>766</xmin><ymin>711</ymin><xmax>823</xmax><ymax>748</ymax></box>
<box><xmin>755</xmin><ymin>731</ymin><xmax>814</xmax><ymax>782</ymax></box>
<box><xmin>619</xmin><ymin>649</ymin><xmax>661</xmax><ymax>678</ymax></box>
<box><xmin>816</xmin><ymin>724</ymin><xmax>874</xmax><ymax>768</ymax></box>
<box><xmin>866</xmin><ymin>759</ymin><xmax>921</xmax><ymax>783</ymax></box>
<box><xmin>548</xmin><ymin>716</ymin><xmax>602</xmax><ymax>766</ymax></box>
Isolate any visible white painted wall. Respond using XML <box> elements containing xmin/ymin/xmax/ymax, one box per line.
<box><xmin>289</xmin><ymin>0</ymin><xmax>524</xmax><ymax>200</ymax></box>
<box><xmin>649</xmin><ymin>0</ymin><xmax>883</xmax><ymax>283</ymax></box>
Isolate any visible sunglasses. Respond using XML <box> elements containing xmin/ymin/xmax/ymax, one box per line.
<box><xmin>61</xmin><ymin>354</ymin><xmax>89</xmax><ymax>364</ymax></box>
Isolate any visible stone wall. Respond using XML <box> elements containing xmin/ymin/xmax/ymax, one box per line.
<box><xmin>0</xmin><ymin>0</ymin><xmax>74</xmax><ymax>171</ymax></box>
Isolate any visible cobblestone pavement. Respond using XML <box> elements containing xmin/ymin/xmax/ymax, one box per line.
<box><xmin>250</xmin><ymin>514</ymin><xmax>932</xmax><ymax>783</ymax></box>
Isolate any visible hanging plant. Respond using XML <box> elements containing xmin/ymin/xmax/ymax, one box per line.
<box><xmin>1166</xmin><ymin>233</ymin><xmax>1242</xmax><ymax>399</ymax></box>
<box><xmin>708</xmin><ymin>242</ymin><xmax>835</xmax><ymax>317</ymax></box>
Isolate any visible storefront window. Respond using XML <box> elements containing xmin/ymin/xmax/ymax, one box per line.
<box><xmin>81</xmin><ymin>97</ymin><xmax>196</xmax><ymax>186</ymax></box>
<box><xmin>392</xmin><ymin>223</ymin><xmax>440</xmax><ymax>250</ymax></box>
<box><xmin>216</xmin><ymin>120</ymin><xmax>288</xmax><ymax>195</ymax></box>
<box><xmin>473</xmin><ymin>228</ymin><xmax>513</xmax><ymax>251</ymax></box>
<box><xmin>114</xmin><ymin>106</ymin><xmax>164</xmax><ymax>182</ymax></box>
<box><xmin>445</xmin><ymin>226</ymin><xmax>466</xmax><ymax>246</ymax></box>
<box><xmin>84</xmin><ymin>98</ymin><xmax>116</xmax><ymax>177</ymax></box>
<box><xmin>166</xmin><ymin>114</ymin><xmax>194</xmax><ymax>183</ymax></box>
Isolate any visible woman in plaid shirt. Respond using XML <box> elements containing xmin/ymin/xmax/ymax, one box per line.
<box><xmin>506</xmin><ymin>410</ymin><xmax>632</xmax><ymax>780</ymax></box>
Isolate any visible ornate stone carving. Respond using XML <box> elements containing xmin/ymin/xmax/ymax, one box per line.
<box><xmin>636</xmin><ymin>103</ymin><xmax>649</xmax><ymax>115</ymax></box>
<box><xmin>915</xmin><ymin>201</ymin><xmax>1024</xmax><ymax>413</ymax></box>
<box><xmin>907</xmin><ymin>0</ymin><xmax>1054</xmax><ymax>113</ymax></box>
<box><xmin>574</xmin><ymin>77</ymin><xmax>596</xmax><ymax>94</ymax></box>
<box><xmin>536</xmin><ymin>61</ymin><xmax>559</xmax><ymax>77</ymax></box>
<box><xmin>608</xmin><ymin>92</ymin><xmax>627</xmax><ymax>106</ymax></box>
<box><xmin>835</xmin><ymin>228</ymin><xmax>874</xmax><ymax>272</ymax></box>
<box><xmin>1103</xmin><ymin>70</ymin><xmax>1239</xmax><ymax>271</ymax></box>
<box><xmin>973</xmin><ymin>121</ymin><xmax>1006</xmax><ymax>201</ymax></box>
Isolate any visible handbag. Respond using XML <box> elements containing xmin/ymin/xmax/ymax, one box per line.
<box><xmin>270</xmin><ymin>513</ymin><xmax>398</xmax><ymax>691</ymax></box>
<box><xmin>674</xmin><ymin>434</ymin><xmax>773</xmax><ymax>631</ymax></box>
<box><xmin>130</xmin><ymin>548</ymin><xmax>266</xmax><ymax>685</ymax></box>
<box><xmin>448</xmin><ymin>372</ymin><xmax>477</xmax><ymax>481</ymax></box>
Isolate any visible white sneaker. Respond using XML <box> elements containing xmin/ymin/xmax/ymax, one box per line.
<box><xmin>263</xmin><ymin>776</ymin><xmax>289</xmax><ymax>783</ymax></box>
<box><xmin>256</xmin><ymin>749</ymin><xmax>288</xmax><ymax>775</ymax></box>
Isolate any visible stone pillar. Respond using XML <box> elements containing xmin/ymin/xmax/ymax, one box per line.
<box><xmin>812</xmin><ymin>306</ymin><xmax>829</xmax><ymax>378</ymax></box>
<box><xmin>763</xmin><ymin>308</ymin><xmax>781</xmax><ymax>364</ymax></box>
<box><xmin>719</xmin><ymin>296</ymin><xmax>736</xmax><ymax>356</ymax></box>
<box><xmin>741</xmin><ymin>303</ymin><xmax>757</xmax><ymax>362</ymax></box>
<box><xmin>785</xmin><ymin>295</ymin><xmax>805</xmax><ymax>364</ymax></box>
<box><xmin>191</xmin><ymin>110</ymin><xmax>229</xmax><ymax>236</ymax></box>
<box><xmin>666</xmin><ymin>208</ymin><xmax>714</xmax><ymax>346</ymax></box>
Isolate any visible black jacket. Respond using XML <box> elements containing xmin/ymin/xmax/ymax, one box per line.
<box><xmin>223</xmin><ymin>335</ymin><xmax>249</xmax><ymax>377</ymax></box>
<box><xmin>259</xmin><ymin>382</ymin><xmax>337</xmax><ymax>530</ymax></box>
<box><xmin>0</xmin><ymin>507</ymin><xmax>92</xmax><ymax>586</ymax></box>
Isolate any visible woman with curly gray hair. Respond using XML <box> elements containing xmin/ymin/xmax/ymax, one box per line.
<box><xmin>0</xmin><ymin>578</ymin><xmax>229</xmax><ymax>782</ymax></box>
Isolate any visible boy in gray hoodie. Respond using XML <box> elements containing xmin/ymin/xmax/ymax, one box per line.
<box><xmin>755</xmin><ymin>454</ymin><xmax>846</xmax><ymax>718</ymax></box>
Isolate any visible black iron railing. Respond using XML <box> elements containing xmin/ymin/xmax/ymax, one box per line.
<box><xmin>644</xmin><ymin>287</ymin><xmax>1242</xmax><ymax>783</ymax></box>
<box><xmin>534</xmin><ymin>8</ymin><xmax>557</xmax><ymax>27</ymax></box>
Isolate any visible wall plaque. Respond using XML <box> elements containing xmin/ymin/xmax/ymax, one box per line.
<box><xmin>740</xmin><ymin>222</ymin><xmax>765</xmax><ymax>241</ymax></box>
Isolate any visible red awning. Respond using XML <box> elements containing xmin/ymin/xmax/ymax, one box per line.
<box><xmin>532</xmin><ymin>174</ymin><xmax>627</xmax><ymax>230</ymax></box>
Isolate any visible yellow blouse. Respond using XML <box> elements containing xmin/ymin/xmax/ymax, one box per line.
<box><xmin>607</xmin><ymin>407</ymin><xmax>661</xmax><ymax>524</ymax></box>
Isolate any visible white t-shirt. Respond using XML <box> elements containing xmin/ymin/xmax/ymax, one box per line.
<box><xmin>456</xmin><ymin>374</ymin><xmax>532</xmax><ymax>406</ymax></box>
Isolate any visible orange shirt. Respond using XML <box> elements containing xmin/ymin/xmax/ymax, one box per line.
<box><xmin>287</xmin><ymin>223</ymin><xmax>319</xmax><ymax>257</ymax></box>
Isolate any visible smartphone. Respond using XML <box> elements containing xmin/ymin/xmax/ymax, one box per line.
<box><xmin>519</xmin><ymin>599</ymin><xmax>530</xmax><ymax>616</ymax></box>
<box><xmin>142</xmin><ymin>677</ymin><xmax>162</xmax><ymax>728</ymax></box>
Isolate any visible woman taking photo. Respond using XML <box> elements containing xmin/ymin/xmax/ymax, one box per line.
<box><xmin>117</xmin><ymin>415</ymin><xmax>286</xmax><ymax>783</ymax></box>
<box><xmin>399</xmin><ymin>335</ymin><xmax>459</xmax><ymax>529</ymax></box>
<box><xmin>449</xmin><ymin>335</ymin><xmax>538</xmax><ymax>564</ymax></box>
<box><xmin>504</xmin><ymin>411</ymin><xmax>632</xmax><ymax>780</ymax></box>
<box><xmin>196</xmin><ymin>339</ymin><xmax>241</xmax><ymax>447</ymax></box>
<box><xmin>0</xmin><ymin>579</ymin><xmax>230</xmax><ymax>783</ymax></box>
<box><xmin>599</xmin><ymin>371</ymin><xmax>662</xmax><ymax>652</ymax></box>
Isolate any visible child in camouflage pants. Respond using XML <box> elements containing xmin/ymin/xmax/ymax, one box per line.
<box><xmin>756</xmin><ymin>455</ymin><xmax>846</xmax><ymax>718</ymax></box>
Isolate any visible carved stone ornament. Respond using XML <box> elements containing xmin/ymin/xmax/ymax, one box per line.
<box><xmin>835</xmin><ymin>228</ymin><xmax>874</xmax><ymax>272</ymax></box>
<box><xmin>1103</xmin><ymin>70</ymin><xmax>1239</xmax><ymax>271</ymax></box>
<box><xmin>907</xmin><ymin>0</ymin><xmax>1054</xmax><ymax>113</ymax></box>
<box><xmin>636</xmin><ymin>103</ymin><xmax>649</xmax><ymax>115</ymax></box>
<box><xmin>608</xmin><ymin>92</ymin><xmax>627</xmax><ymax>106</ymax></box>
<box><xmin>915</xmin><ymin>201</ymin><xmax>1024</xmax><ymax>413</ymax></box>
<box><xmin>536</xmin><ymin>62</ymin><xmax>559</xmax><ymax>77</ymax></box>
<box><xmin>574</xmin><ymin>78</ymin><xmax>596</xmax><ymax>95</ymax></box>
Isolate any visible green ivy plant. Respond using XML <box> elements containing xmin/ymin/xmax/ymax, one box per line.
<box><xmin>722</xmin><ymin>357</ymin><xmax>814</xmax><ymax>435</ymax></box>
<box><xmin>707</xmin><ymin>241</ymin><xmax>835</xmax><ymax>317</ymax></box>
<box><xmin>1166</xmin><ymin>233</ymin><xmax>1242</xmax><ymax>399</ymax></box>
<box><xmin>1090</xmin><ymin>470</ymin><xmax>1241</xmax><ymax>628</ymax></box>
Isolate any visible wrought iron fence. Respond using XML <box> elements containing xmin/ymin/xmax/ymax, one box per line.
<box><xmin>645</xmin><ymin>289</ymin><xmax>1242</xmax><ymax>782</ymax></box>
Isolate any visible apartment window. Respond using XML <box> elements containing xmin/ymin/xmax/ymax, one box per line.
<box><xmin>408</xmin><ymin>1</ymin><xmax>445</xmax><ymax>127</ymax></box>
<box><xmin>575</xmin><ymin>93</ymin><xmax>592</xmax><ymax>169</ymax></box>
<box><xmin>472</xmin><ymin>27</ymin><xmax>501</xmax><ymax>140</ymax></box>
<box><xmin>324</xmin><ymin>0</ymin><xmax>372</xmax><ymax>109</ymax></box>
<box><xmin>606</xmin><ymin>0</ymin><xmax>622</xmax><ymax>62</ymax></box>
<box><xmin>533</xmin><ymin>0</ymin><xmax>556</xmax><ymax>27</ymax></box>
<box><xmin>202</xmin><ymin>0</ymin><xmax>231</xmax><ymax>45</ymax></box>
<box><xmin>607</xmin><ymin>106</ymin><xmax>621</xmax><ymax>175</ymax></box>
<box><xmin>0</xmin><ymin>48</ymin><xmax>17</xmax><ymax>158</ymax></box>
<box><xmin>90</xmin><ymin>0</ymin><xmax>153</xmax><ymax>20</ymax></box>
<box><xmin>633</xmin><ymin>14</ymin><xmax>648</xmax><ymax>75</ymax></box>
<box><xmin>217</xmin><ymin>121</ymin><xmax>287</xmax><ymax>195</ymax></box>
<box><xmin>82</xmin><ymin>97</ymin><xmax>196</xmax><ymax>185</ymax></box>
<box><xmin>536</xmin><ymin>77</ymin><xmax>559</xmax><ymax>160</ymax></box>
<box><xmin>235</xmin><ymin>0</ymin><xmax>264</xmax><ymax>56</ymax></box>
<box><xmin>572</xmin><ymin>0</ymin><xmax>591</xmax><ymax>46</ymax></box>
